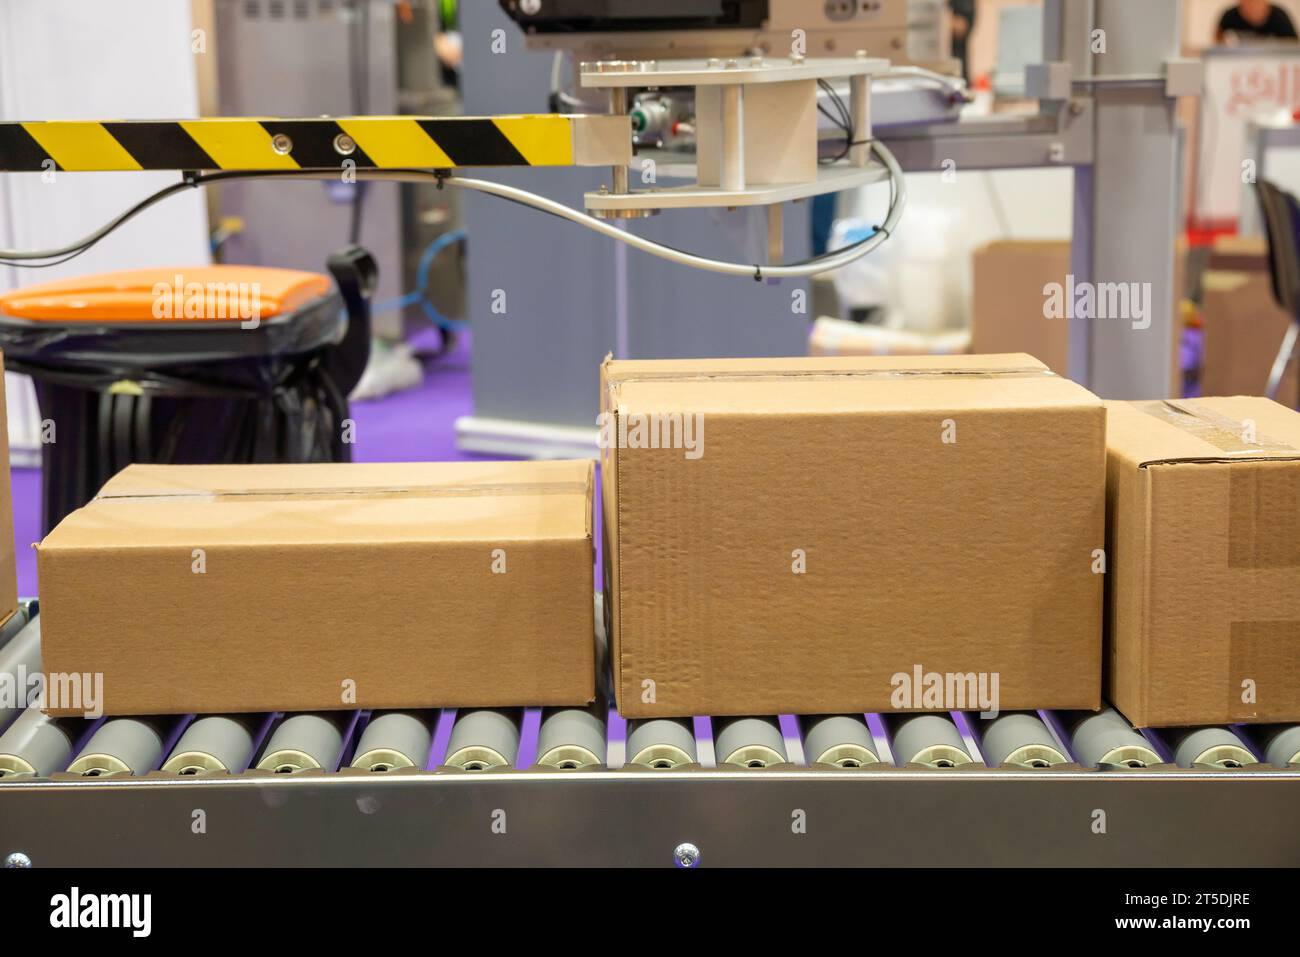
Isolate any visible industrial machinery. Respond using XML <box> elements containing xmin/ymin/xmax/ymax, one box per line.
<box><xmin>0</xmin><ymin>4</ymin><xmax>1293</xmax><ymax>870</ymax></box>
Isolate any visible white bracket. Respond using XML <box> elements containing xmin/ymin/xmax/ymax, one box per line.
<box><xmin>579</xmin><ymin>55</ymin><xmax>889</xmax><ymax>216</ymax></box>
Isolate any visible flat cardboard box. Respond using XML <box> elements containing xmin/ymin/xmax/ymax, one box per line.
<box><xmin>601</xmin><ymin>353</ymin><xmax>1106</xmax><ymax>719</ymax></box>
<box><xmin>38</xmin><ymin>460</ymin><xmax>596</xmax><ymax>715</ymax></box>
<box><xmin>1200</xmin><ymin>270</ymin><xmax>1297</xmax><ymax>408</ymax></box>
<box><xmin>1105</xmin><ymin>397</ymin><xmax>1300</xmax><ymax>727</ymax></box>
<box><xmin>0</xmin><ymin>352</ymin><xmax>17</xmax><ymax>629</ymax></box>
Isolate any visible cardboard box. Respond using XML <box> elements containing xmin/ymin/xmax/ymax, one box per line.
<box><xmin>1104</xmin><ymin>397</ymin><xmax>1300</xmax><ymax>727</ymax></box>
<box><xmin>1200</xmin><ymin>270</ymin><xmax>1297</xmax><ymax>408</ymax></box>
<box><xmin>971</xmin><ymin>240</ymin><xmax>1186</xmax><ymax>389</ymax></box>
<box><xmin>38</xmin><ymin>460</ymin><xmax>596</xmax><ymax>715</ymax></box>
<box><xmin>601</xmin><ymin>353</ymin><xmax>1106</xmax><ymax>719</ymax></box>
<box><xmin>1207</xmin><ymin>234</ymin><xmax>1270</xmax><ymax>273</ymax></box>
<box><xmin>971</xmin><ymin>240</ymin><xmax>1072</xmax><ymax>375</ymax></box>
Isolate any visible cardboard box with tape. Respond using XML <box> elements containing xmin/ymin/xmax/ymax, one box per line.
<box><xmin>37</xmin><ymin>460</ymin><xmax>596</xmax><ymax>716</ymax></box>
<box><xmin>600</xmin><ymin>352</ymin><xmax>1107</xmax><ymax>719</ymax></box>
<box><xmin>1104</xmin><ymin>397</ymin><xmax>1300</xmax><ymax>727</ymax></box>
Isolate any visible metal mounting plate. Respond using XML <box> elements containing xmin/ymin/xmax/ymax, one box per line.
<box><xmin>580</xmin><ymin>56</ymin><xmax>889</xmax><ymax>87</ymax></box>
<box><xmin>585</xmin><ymin>162</ymin><xmax>890</xmax><ymax>212</ymax></box>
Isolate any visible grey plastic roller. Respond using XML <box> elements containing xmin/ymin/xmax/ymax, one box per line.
<box><xmin>1259</xmin><ymin>725</ymin><xmax>1300</xmax><ymax>767</ymax></box>
<box><xmin>0</xmin><ymin>708</ymin><xmax>79</xmax><ymax>778</ymax></box>
<box><xmin>977</xmin><ymin>712</ymin><xmax>1068</xmax><ymax>767</ymax></box>
<box><xmin>163</xmin><ymin>714</ymin><xmax>263</xmax><ymax>775</ymax></box>
<box><xmin>1166</xmin><ymin>726</ymin><xmax>1257</xmax><ymax>769</ymax></box>
<box><xmin>886</xmin><ymin>713</ymin><xmax>974</xmax><ymax>767</ymax></box>
<box><xmin>0</xmin><ymin>607</ymin><xmax>28</xmax><ymax>651</ymax></box>
<box><xmin>713</xmin><ymin>716</ymin><xmax>788</xmax><ymax>768</ymax></box>
<box><xmin>1066</xmin><ymin>709</ymin><xmax>1161</xmax><ymax>768</ymax></box>
<box><xmin>256</xmin><ymin>712</ymin><xmax>348</xmax><ymax>773</ymax></box>
<box><xmin>536</xmin><ymin>706</ymin><xmax>607</xmax><ymax>769</ymax></box>
<box><xmin>799</xmin><ymin>714</ymin><xmax>879</xmax><ymax>767</ymax></box>
<box><xmin>0</xmin><ymin>618</ymin><xmax>42</xmax><ymax>734</ymax></box>
<box><xmin>351</xmin><ymin>711</ymin><xmax>434</xmax><ymax>771</ymax></box>
<box><xmin>626</xmin><ymin>717</ymin><xmax>697</xmax><ymax>768</ymax></box>
<box><xmin>68</xmin><ymin>716</ymin><xmax>172</xmax><ymax>776</ymax></box>
<box><xmin>444</xmin><ymin>709</ymin><xmax>521</xmax><ymax>770</ymax></box>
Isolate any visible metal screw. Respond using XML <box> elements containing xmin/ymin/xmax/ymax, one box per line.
<box><xmin>271</xmin><ymin>133</ymin><xmax>293</xmax><ymax>155</ymax></box>
<box><xmin>519</xmin><ymin>0</ymin><xmax>541</xmax><ymax>15</ymax></box>
<box><xmin>333</xmin><ymin>133</ymin><xmax>356</xmax><ymax>156</ymax></box>
<box><xmin>673</xmin><ymin>842</ymin><xmax>700</xmax><ymax>868</ymax></box>
<box><xmin>706</xmin><ymin>58</ymin><xmax>722</xmax><ymax>69</ymax></box>
<box><xmin>4</xmin><ymin>852</ymin><xmax>31</xmax><ymax>868</ymax></box>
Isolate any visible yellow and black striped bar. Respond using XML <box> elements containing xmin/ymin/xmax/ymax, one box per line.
<box><xmin>0</xmin><ymin>114</ymin><xmax>631</xmax><ymax>172</ymax></box>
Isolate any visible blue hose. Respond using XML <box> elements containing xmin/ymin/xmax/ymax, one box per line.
<box><xmin>373</xmin><ymin>228</ymin><xmax>468</xmax><ymax>331</ymax></box>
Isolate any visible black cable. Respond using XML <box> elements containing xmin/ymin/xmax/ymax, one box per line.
<box><xmin>0</xmin><ymin>177</ymin><xmax>207</xmax><ymax>268</ymax></box>
<box><xmin>817</xmin><ymin>78</ymin><xmax>857</xmax><ymax>166</ymax></box>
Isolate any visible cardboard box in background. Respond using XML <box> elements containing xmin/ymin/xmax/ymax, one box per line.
<box><xmin>0</xmin><ymin>352</ymin><xmax>16</xmax><ymax>628</ymax></box>
<box><xmin>971</xmin><ymin>241</ymin><xmax>1072</xmax><ymax>374</ymax></box>
<box><xmin>38</xmin><ymin>460</ymin><xmax>596</xmax><ymax>716</ymax></box>
<box><xmin>971</xmin><ymin>240</ymin><xmax>1186</xmax><ymax>390</ymax></box>
<box><xmin>1104</xmin><ymin>397</ymin><xmax>1300</xmax><ymax>728</ymax></box>
<box><xmin>1206</xmin><ymin>234</ymin><xmax>1270</xmax><ymax>273</ymax></box>
<box><xmin>1199</xmin><ymin>269</ymin><xmax>1297</xmax><ymax>409</ymax></box>
<box><xmin>601</xmin><ymin>353</ymin><xmax>1106</xmax><ymax>719</ymax></box>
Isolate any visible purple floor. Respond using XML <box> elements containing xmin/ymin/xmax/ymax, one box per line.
<box><xmin>9</xmin><ymin>330</ymin><xmax>488</xmax><ymax>597</ymax></box>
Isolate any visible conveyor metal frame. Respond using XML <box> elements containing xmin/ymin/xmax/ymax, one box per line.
<box><xmin>2</xmin><ymin>763</ymin><xmax>1297</xmax><ymax>867</ymax></box>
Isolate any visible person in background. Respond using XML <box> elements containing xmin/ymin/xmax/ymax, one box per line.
<box><xmin>949</xmin><ymin>0</ymin><xmax>976</xmax><ymax>81</ymax></box>
<box><xmin>1216</xmin><ymin>0</ymin><xmax>1298</xmax><ymax>42</ymax></box>
<box><xmin>434</xmin><ymin>0</ymin><xmax>462</xmax><ymax>88</ymax></box>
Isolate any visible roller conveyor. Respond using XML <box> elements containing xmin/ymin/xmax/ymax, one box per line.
<box><xmin>1</xmin><ymin>606</ymin><xmax>1298</xmax><ymax>867</ymax></box>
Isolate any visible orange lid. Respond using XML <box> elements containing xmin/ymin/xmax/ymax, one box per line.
<box><xmin>0</xmin><ymin>266</ymin><xmax>333</xmax><ymax>323</ymax></box>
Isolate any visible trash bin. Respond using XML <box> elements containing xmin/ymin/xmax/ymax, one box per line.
<box><xmin>0</xmin><ymin>247</ymin><xmax>376</xmax><ymax>534</ymax></box>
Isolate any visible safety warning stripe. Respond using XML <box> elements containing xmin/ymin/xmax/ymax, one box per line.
<box><xmin>0</xmin><ymin>114</ymin><xmax>623</xmax><ymax>171</ymax></box>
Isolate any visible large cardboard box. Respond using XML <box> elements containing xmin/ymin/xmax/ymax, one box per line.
<box><xmin>601</xmin><ymin>353</ymin><xmax>1106</xmax><ymax>719</ymax></box>
<box><xmin>1200</xmin><ymin>270</ymin><xmax>1297</xmax><ymax>408</ymax></box>
<box><xmin>38</xmin><ymin>460</ymin><xmax>596</xmax><ymax>715</ymax></box>
<box><xmin>1104</xmin><ymin>397</ymin><xmax>1300</xmax><ymax>727</ymax></box>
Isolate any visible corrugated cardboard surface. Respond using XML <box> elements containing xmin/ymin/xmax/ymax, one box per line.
<box><xmin>603</xmin><ymin>353</ymin><xmax>1106</xmax><ymax>718</ymax></box>
<box><xmin>38</xmin><ymin>460</ymin><xmax>596</xmax><ymax>715</ymax></box>
<box><xmin>1105</xmin><ymin>397</ymin><xmax>1300</xmax><ymax>727</ymax></box>
<box><xmin>0</xmin><ymin>352</ymin><xmax>17</xmax><ymax>627</ymax></box>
